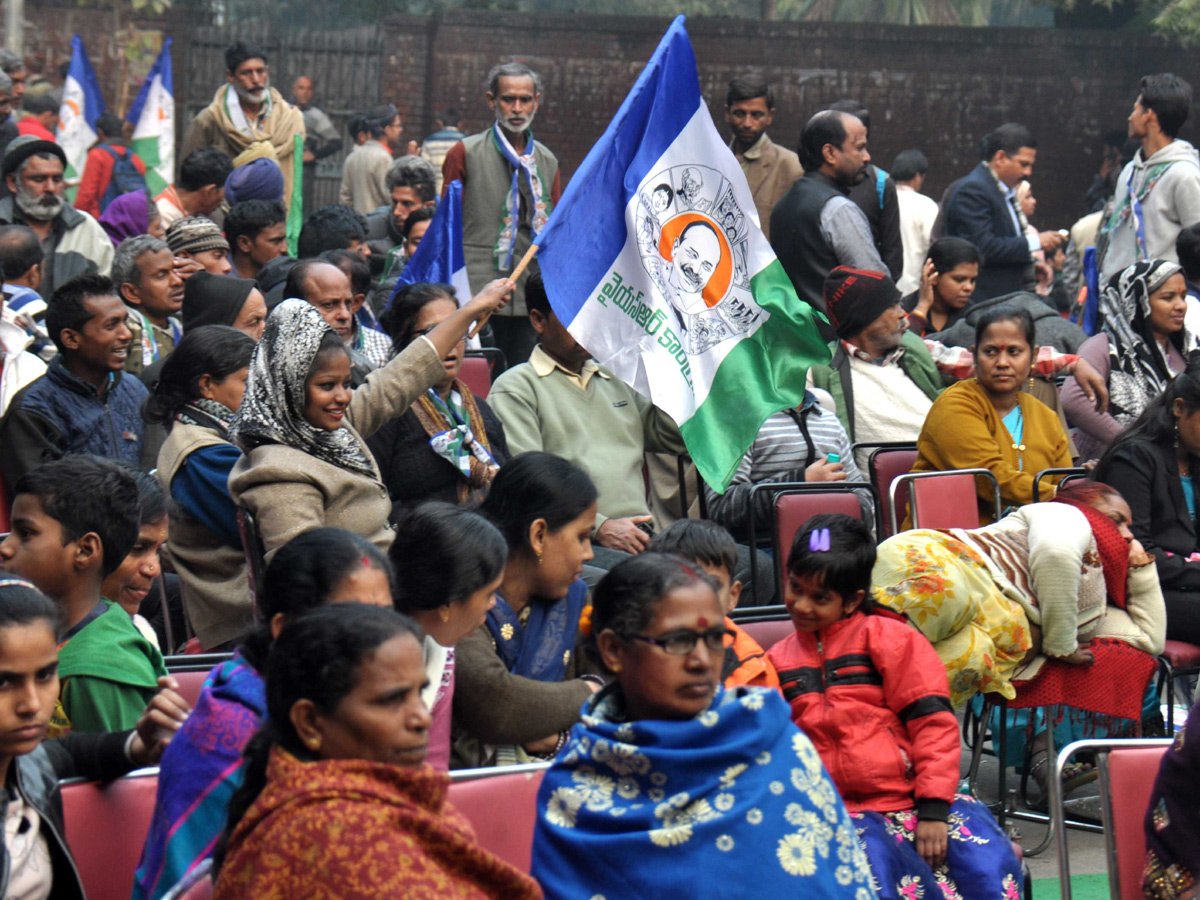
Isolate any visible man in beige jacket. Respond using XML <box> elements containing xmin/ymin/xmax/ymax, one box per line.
<box><xmin>725</xmin><ymin>74</ymin><xmax>802</xmax><ymax>242</ymax></box>
<box><xmin>180</xmin><ymin>40</ymin><xmax>305</xmax><ymax>212</ymax></box>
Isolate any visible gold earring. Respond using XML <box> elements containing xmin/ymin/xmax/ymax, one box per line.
<box><xmin>307</xmin><ymin>738</ymin><xmax>319</xmax><ymax>750</ymax></box>
<box><xmin>536</xmin><ymin>551</ymin><xmax>543</xmax><ymax>566</ymax></box>
<box><xmin>439</xmin><ymin>607</ymin><xmax>450</xmax><ymax>623</ymax></box>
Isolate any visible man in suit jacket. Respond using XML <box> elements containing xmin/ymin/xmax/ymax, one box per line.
<box><xmin>725</xmin><ymin>74</ymin><xmax>802</xmax><ymax>242</ymax></box>
<box><xmin>943</xmin><ymin>123</ymin><xmax>1064</xmax><ymax>300</ymax></box>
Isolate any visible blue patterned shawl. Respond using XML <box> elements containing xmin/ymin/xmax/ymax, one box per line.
<box><xmin>132</xmin><ymin>654</ymin><xmax>266</xmax><ymax>900</ymax></box>
<box><xmin>485</xmin><ymin>578</ymin><xmax>588</xmax><ymax>681</ymax></box>
<box><xmin>531</xmin><ymin>684</ymin><xmax>878</xmax><ymax>900</ymax></box>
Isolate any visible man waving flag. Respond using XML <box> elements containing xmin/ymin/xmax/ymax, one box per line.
<box><xmin>535</xmin><ymin>16</ymin><xmax>830</xmax><ymax>492</ymax></box>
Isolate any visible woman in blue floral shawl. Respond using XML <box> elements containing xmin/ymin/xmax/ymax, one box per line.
<box><xmin>532</xmin><ymin>553</ymin><xmax>875</xmax><ymax>900</ymax></box>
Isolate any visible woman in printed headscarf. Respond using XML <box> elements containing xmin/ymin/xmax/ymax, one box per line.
<box><xmin>228</xmin><ymin>279</ymin><xmax>511</xmax><ymax>562</ymax></box>
<box><xmin>99</xmin><ymin>190</ymin><xmax>166</xmax><ymax>246</ymax></box>
<box><xmin>366</xmin><ymin>282</ymin><xmax>507</xmax><ymax>517</ymax></box>
<box><xmin>1062</xmin><ymin>259</ymin><xmax>1194</xmax><ymax>460</ymax></box>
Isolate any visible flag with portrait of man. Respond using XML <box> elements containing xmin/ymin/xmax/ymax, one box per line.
<box><xmin>535</xmin><ymin>15</ymin><xmax>831</xmax><ymax>492</ymax></box>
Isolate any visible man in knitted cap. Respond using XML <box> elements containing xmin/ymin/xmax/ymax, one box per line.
<box><xmin>808</xmin><ymin>265</ymin><xmax>1108</xmax><ymax>471</ymax></box>
<box><xmin>166</xmin><ymin>216</ymin><xmax>232</xmax><ymax>276</ymax></box>
<box><xmin>180</xmin><ymin>40</ymin><xmax>304</xmax><ymax>213</ymax></box>
<box><xmin>0</xmin><ymin>136</ymin><xmax>114</xmax><ymax>298</ymax></box>
<box><xmin>339</xmin><ymin>104</ymin><xmax>401</xmax><ymax>215</ymax></box>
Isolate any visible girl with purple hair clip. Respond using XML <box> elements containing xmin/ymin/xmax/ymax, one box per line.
<box><xmin>768</xmin><ymin>514</ymin><xmax>1024</xmax><ymax>900</ymax></box>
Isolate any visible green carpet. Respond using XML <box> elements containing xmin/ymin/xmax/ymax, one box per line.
<box><xmin>1031</xmin><ymin>873</ymin><xmax>1110</xmax><ymax>900</ymax></box>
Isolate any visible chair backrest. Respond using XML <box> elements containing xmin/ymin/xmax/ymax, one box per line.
<box><xmin>1107</xmin><ymin>745</ymin><xmax>1170</xmax><ymax>900</ymax></box>
<box><xmin>236</xmin><ymin>508</ymin><xmax>267</xmax><ymax>615</ymax></box>
<box><xmin>61</xmin><ymin>769</ymin><xmax>159</xmax><ymax>900</ymax></box>
<box><xmin>739</xmin><ymin>618</ymin><xmax>795</xmax><ymax>653</ymax></box>
<box><xmin>447</xmin><ymin>766</ymin><xmax>547</xmax><ymax>873</ymax></box>
<box><xmin>458</xmin><ymin>355</ymin><xmax>492</xmax><ymax>399</ymax></box>
<box><xmin>775</xmin><ymin>490</ymin><xmax>865</xmax><ymax>562</ymax></box>
<box><xmin>893</xmin><ymin>469</ymin><xmax>1001</xmax><ymax>532</ymax></box>
<box><xmin>867</xmin><ymin>445</ymin><xmax>918</xmax><ymax>537</ymax></box>
<box><xmin>1032</xmin><ymin>466</ymin><xmax>1089</xmax><ymax>503</ymax></box>
<box><xmin>170</xmin><ymin>669</ymin><xmax>210</xmax><ymax>708</ymax></box>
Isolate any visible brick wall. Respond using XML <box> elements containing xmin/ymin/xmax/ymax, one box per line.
<box><xmin>382</xmin><ymin>10</ymin><xmax>1200</xmax><ymax>230</ymax></box>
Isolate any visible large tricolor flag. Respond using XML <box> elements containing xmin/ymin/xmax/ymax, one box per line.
<box><xmin>56</xmin><ymin>36</ymin><xmax>106</xmax><ymax>196</ymax></box>
<box><xmin>392</xmin><ymin>179</ymin><xmax>472</xmax><ymax>305</ymax></box>
<box><xmin>126</xmin><ymin>38</ymin><xmax>175</xmax><ymax>196</ymax></box>
<box><xmin>536</xmin><ymin>16</ymin><xmax>830</xmax><ymax>492</ymax></box>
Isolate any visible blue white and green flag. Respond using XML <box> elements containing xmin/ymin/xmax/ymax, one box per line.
<box><xmin>126</xmin><ymin>38</ymin><xmax>175</xmax><ymax>196</ymax></box>
<box><xmin>56</xmin><ymin>36</ymin><xmax>105</xmax><ymax>196</ymax></box>
<box><xmin>535</xmin><ymin>16</ymin><xmax>830</xmax><ymax>491</ymax></box>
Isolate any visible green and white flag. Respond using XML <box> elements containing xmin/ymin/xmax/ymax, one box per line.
<box><xmin>126</xmin><ymin>38</ymin><xmax>174</xmax><ymax>196</ymax></box>
<box><xmin>56</xmin><ymin>36</ymin><xmax>105</xmax><ymax>197</ymax></box>
<box><xmin>535</xmin><ymin>16</ymin><xmax>830</xmax><ymax>491</ymax></box>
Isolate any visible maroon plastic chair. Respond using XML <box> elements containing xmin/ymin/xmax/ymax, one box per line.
<box><xmin>739</xmin><ymin>618</ymin><xmax>795</xmax><ymax>653</ymax></box>
<box><xmin>458</xmin><ymin>355</ymin><xmax>492</xmax><ymax>399</ymax></box>
<box><xmin>1050</xmin><ymin>738</ymin><xmax>1173</xmax><ymax>900</ymax></box>
<box><xmin>170</xmin><ymin>669</ymin><xmax>210</xmax><ymax>708</ymax></box>
<box><xmin>61</xmin><ymin>769</ymin><xmax>159</xmax><ymax>900</ymax></box>
<box><xmin>891</xmin><ymin>468</ymin><xmax>1002</xmax><ymax>533</ymax></box>
<box><xmin>447</xmin><ymin>764</ymin><xmax>548</xmax><ymax>873</ymax></box>
<box><xmin>1159</xmin><ymin>639</ymin><xmax>1200</xmax><ymax>727</ymax></box>
<box><xmin>864</xmin><ymin>444</ymin><xmax>919</xmax><ymax>537</ymax></box>
<box><xmin>745</xmin><ymin>482</ymin><xmax>874</xmax><ymax>606</ymax></box>
<box><xmin>776</xmin><ymin>491</ymin><xmax>865</xmax><ymax>563</ymax></box>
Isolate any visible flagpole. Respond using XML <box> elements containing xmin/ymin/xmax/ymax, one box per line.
<box><xmin>468</xmin><ymin>243</ymin><xmax>539</xmax><ymax>339</ymax></box>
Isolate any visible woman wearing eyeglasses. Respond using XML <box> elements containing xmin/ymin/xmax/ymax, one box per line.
<box><xmin>531</xmin><ymin>551</ymin><xmax>874</xmax><ymax>900</ymax></box>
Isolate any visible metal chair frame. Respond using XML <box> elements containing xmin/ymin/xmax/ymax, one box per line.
<box><xmin>889</xmin><ymin>468</ymin><xmax>1002</xmax><ymax>535</ymax></box>
<box><xmin>162</xmin><ymin>652</ymin><xmax>235</xmax><ymax>673</ymax></box>
<box><xmin>745</xmin><ymin>481</ymin><xmax>875</xmax><ymax>607</ymax></box>
<box><xmin>1032</xmin><ymin>467</ymin><xmax>1089</xmax><ymax>503</ymax></box>
<box><xmin>855</xmin><ymin>441</ymin><xmax>919</xmax><ymax>536</ymax></box>
<box><xmin>1051</xmin><ymin>738</ymin><xmax>1174</xmax><ymax>900</ymax></box>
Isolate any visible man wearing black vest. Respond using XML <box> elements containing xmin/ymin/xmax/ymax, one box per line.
<box><xmin>442</xmin><ymin>62</ymin><xmax>562</xmax><ymax>367</ymax></box>
<box><xmin>769</xmin><ymin>110</ymin><xmax>886</xmax><ymax>335</ymax></box>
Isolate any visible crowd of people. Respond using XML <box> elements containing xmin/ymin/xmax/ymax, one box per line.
<box><xmin>0</xmin><ymin>35</ymin><xmax>1196</xmax><ymax>900</ymax></box>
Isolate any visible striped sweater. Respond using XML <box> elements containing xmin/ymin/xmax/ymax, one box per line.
<box><xmin>705</xmin><ymin>394</ymin><xmax>873</xmax><ymax>541</ymax></box>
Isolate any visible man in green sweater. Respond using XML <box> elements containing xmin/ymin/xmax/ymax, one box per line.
<box><xmin>489</xmin><ymin>272</ymin><xmax>685</xmax><ymax>566</ymax></box>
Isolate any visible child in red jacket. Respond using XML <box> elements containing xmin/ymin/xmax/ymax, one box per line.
<box><xmin>767</xmin><ymin>513</ymin><xmax>1023</xmax><ymax>900</ymax></box>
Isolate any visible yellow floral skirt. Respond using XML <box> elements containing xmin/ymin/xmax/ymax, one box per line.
<box><xmin>872</xmin><ymin>530</ymin><xmax>1032</xmax><ymax>708</ymax></box>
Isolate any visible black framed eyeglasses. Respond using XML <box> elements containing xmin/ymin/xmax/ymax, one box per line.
<box><xmin>625</xmin><ymin>627</ymin><xmax>730</xmax><ymax>656</ymax></box>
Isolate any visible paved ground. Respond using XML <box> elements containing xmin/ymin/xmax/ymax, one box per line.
<box><xmin>956</xmin><ymin>707</ymin><xmax>1127</xmax><ymax>896</ymax></box>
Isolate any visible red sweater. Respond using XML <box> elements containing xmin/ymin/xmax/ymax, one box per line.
<box><xmin>766</xmin><ymin>610</ymin><xmax>959</xmax><ymax>820</ymax></box>
<box><xmin>74</xmin><ymin>144</ymin><xmax>147</xmax><ymax>218</ymax></box>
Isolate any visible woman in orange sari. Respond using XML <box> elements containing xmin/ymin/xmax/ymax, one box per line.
<box><xmin>213</xmin><ymin>603</ymin><xmax>541</xmax><ymax>900</ymax></box>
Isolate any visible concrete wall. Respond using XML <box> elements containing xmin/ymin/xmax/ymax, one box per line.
<box><xmin>383</xmin><ymin>11</ymin><xmax>1200</xmax><ymax>229</ymax></box>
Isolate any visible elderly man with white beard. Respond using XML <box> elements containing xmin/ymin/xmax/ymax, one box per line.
<box><xmin>180</xmin><ymin>40</ymin><xmax>305</xmax><ymax>215</ymax></box>
<box><xmin>442</xmin><ymin>61</ymin><xmax>563</xmax><ymax>367</ymax></box>
<box><xmin>0</xmin><ymin>137</ymin><xmax>113</xmax><ymax>298</ymax></box>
